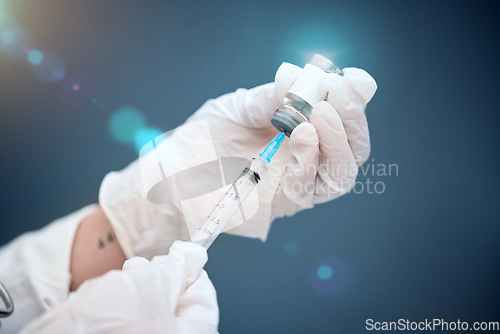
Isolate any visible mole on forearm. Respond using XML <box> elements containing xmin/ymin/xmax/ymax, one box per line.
<box><xmin>98</xmin><ymin>232</ymin><xmax>116</xmax><ymax>249</ymax></box>
<box><xmin>70</xmin><ymin>207</ymin><xmax>126</xmax><ymax>291</ymax></box>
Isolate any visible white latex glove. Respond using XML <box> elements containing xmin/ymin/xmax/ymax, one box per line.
<box><xmin>20</xmin><ymin>241</ymin><xmax>219</xmax><ymax>334</ymax></box>
<box><xmin>100</xmin><ymin>62</ymin><xmax>377</xmax><ymax>259</ymax></box>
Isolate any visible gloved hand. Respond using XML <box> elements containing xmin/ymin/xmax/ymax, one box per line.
<box><xmin>20</xmin><ymin>241</ymin><xmax>219</xmax><ymax>334</ymax></box>
<box><xmin>100</xmin><ymin>62</ymin><xmax>377</xmax><ymax>259</ymax></box>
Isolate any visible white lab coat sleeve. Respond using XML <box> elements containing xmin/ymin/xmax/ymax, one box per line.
<box><xmin>18</xmin><ymin>242</ymin><xmax>220</xmax><ymax>334</ymax></box>
<box><xmin>0</xmin><ymin>204</ymin><xmax>97</xmax><ymax>333</ymax></box>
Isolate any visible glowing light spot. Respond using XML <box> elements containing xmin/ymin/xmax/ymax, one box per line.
<box><xmin>27</xmin><ymin>49</ymin><xmax>43</xmax><ymax>65</ymax></box>
<box><xmin>30</xmin><ymin>52</ymin><xmax>65</xmax><ymax>83</ymax></box>
<box><xmin>317</xmin><ymin>264</ymin><xmax>333</xmax><ymax>281</ymax></box>
<box><xmin>134</xmin><ymin>127</ymin><xmax>163</xmax><ymax>153</ymax></box>
<box><xmin>280</xmin><ymin>21</ymin><xmax>345</xmax><ymax>67</ymax></box>
<box><xmin>284</xmin><ymin>240</ymin><xmax>298</xmax><ymax>255</ymax></box>
<box><xmin>91</xmin><ymin>98</ymin><xmax>97</xmax><ymax>104</ymax></box>
<box><xmin>310</xmin><ymin>257</ymin><xmax>349</xmax><ymax>296</ymax></box>
<box><xmin>52</xmin><ymin>68</ymin><xmax>64</xmax><ymax>81</ymax></box>
<box><xmin>109</xmin><ymin>107</ymin><xmax>146</xmax><ymax>144</ymax></box>
<box><xmin>1</xmin><ymin>30</ymin><xmax>14</xmax><ymax>44</ymax></box>
<box><xmin>72</xmin><ymin>84</ymin><xmax>80</xmax><ymax>91</ymax></box>
<box><xmin>53</xmin><ymin>67</ymin><xmax>96</xmax><ymax>107</ymax></box>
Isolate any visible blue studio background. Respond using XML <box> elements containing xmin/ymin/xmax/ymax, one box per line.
<box><xmin>1</xmin><ymin>0</ymin><xmax>499</xmax><ymax>332</ymax></box>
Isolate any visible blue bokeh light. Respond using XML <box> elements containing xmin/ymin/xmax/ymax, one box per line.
<box><xmin>134</xmin><ymin>127</ymin><xmax>163</xmax><ymax>153</ymax></box>
<box><xmin>309</xmin><ymin>257</ymin><xmax>349</xmax><ymax>296</ymax></box>
<box><xmin>109</xmin><ymin>107</ymin><xmax>146</xmax><ymax>144</ymax></box>
<box><xmin>52</xmin><ymin>68</ymin><xmax>64</xmax><ymax>81</ymax></box>
<box><xmin>32</xmin><ymin>52</ymin><xmax>66</xmax><ymax>83</ymax></box>
<box><xmin>27</xmin><ymin>49</ymin><xmax>43</xmax><ymax>65</ymax></box>
<box><xmin>317</xmin><ymin>264</ymin><xmax>333</xmax><ymax>281</ymax></box>
<box><xmin>0</xmin><ymin>27</ymin><xmax>33</xmax><ymax>59</ymax></box>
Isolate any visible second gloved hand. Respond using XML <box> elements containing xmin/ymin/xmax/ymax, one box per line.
<box><xmin>20</xmin><ymin>241</ymin><xmax>219</xmax><ymax>334</ymax></box>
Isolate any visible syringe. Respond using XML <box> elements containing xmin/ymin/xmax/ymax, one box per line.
<box><xmin>189</xmin><ymin>133</ymin><xmax>285</xmax><ymax>249</ymax></box>
<box><xmin>190</xmin><ymin>54</ymin><xmax>341</xmax><ymax>249</ymax></box>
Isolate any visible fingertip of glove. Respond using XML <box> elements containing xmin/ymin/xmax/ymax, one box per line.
<box><xmin>122</xmin><ymin>257</ymin><xmax>150</xmax><ymax>271</ymax></box>
<box><xmin>312</xmin><ymin>100</ymin><xmax>339</xmax><ymax>117</ymax></box>
<box><xmin>289</xmin><ymin>122</ymin><xmax>318</xmax><ymax>146</ymax></box>
<box><xmin>310</xmin><ymin>101</ymin><xmax>345</xmax><ymax>133</ymax></box>
<box><xmin>275</xmin><ymin>62</ymin><xmax>302</xmax><ymax>82</ymax></box>
<box><xmin>275</xmin><ymin>62</ymin><xmax>302</xmax><ymax>102</ymax></box>
<box><xmin>355</xmin><ymin>148</ymin><xmax>371</xmax><ymax>167</ymax></box>
<box><xmin>343</xmin><ymin>67</ymin><xmax>378</xmax><ymax>103</ymax></box>
<box><xmin>170</xmin><ymin>240</ymin><xmax>208</xmax><ymax>268</ymax></box>
<box><xmin>171</xmin><ymin>240</ymin><xmax>207</xmax><ymax>255</ymax></box>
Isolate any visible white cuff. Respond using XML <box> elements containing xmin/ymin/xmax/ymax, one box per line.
<box><xmin>0</xmin><ymin>205</ymin><xmax>97</xmax><ymax>333</ymax></box>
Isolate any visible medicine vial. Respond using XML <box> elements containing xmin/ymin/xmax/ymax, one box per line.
<box><xmin>271</xmin><ymin>54</ymin><xmax>343</xmax><ymax>137</ymax></box>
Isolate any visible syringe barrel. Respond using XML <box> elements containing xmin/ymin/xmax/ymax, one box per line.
<box><xmin>189</xmin><ymin>157</ymin><xmax>268</xmax><ymax>249</ymax></box>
